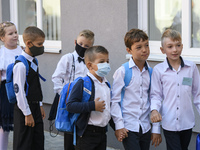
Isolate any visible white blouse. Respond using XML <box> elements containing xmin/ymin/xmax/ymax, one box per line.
<box><xmin>0</xmin><ymin>45</ymin><xmax>22</xmax><ymax>81</ymax></box>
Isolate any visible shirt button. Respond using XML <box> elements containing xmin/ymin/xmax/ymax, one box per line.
<box><xmin>177</xmin><ymin>118</ymin><xmax>178</xmax><ymax>120</ymax></box>
<box><xmin>177</xmin><ymin>107</ymin><xmax>179</xmax><ymax>110</ymax></box>
<box><xmin>178</xmin><ymin>83</ymin><xmax>179</xmax><ymax>86</ymax></box>
<box><xmin>177</xmin><ymin>95</ymin><xmax>179</xmax><ymax>98</ymax></box>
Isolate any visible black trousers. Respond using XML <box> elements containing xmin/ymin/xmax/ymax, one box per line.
<box><xmin>13</xmin><ymin>103</ymin><xmax>44</xmax><ymax>150</ymax></box>
<box><xmin>64</xmin><ymin>132</ymin><xmax>75</xmax><ymax>150</ymax></box>
<box><xmin>0</xmin><ymin>81</ymin><xmax>14</xmax><ymax>131</ymax></box>
<box><xmin>163</xmin><ymin>128</ymin><xmax>192</xmax><ymax>150</ymax></box>
<box><xmin>122</xmin><ymin>127</ymin><xmax>151</xmax><ymax>150</ymax></box>
<box><xmin>75</xmin><ymin>125</ymin><xmax>107</xmax><ymax>150</ymax></box>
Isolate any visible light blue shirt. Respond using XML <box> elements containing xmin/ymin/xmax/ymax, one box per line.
<box><xmin>151</xmin><ymin>57</ymin><xmax>200</xmax><ymax>131</ymax></box>
<box><xmin>111</xmin><ymin>58</ymin><xmax>160</xmax><ymax>134</ymax></box>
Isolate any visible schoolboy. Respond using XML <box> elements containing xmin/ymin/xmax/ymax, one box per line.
<box><xmin>150</xmin><ymin>29</ymin><xmax>200</xmax><ymax>150</ymax></box>
<box><xmin>52</xmin><ymin>29</ymin><xmax>94</xmax><ymax>150</ymax></box>
<box><xmin>13</xmin><ymin>26</ymin><xmax>46</xmax><ymax>150</ymax></box>
<box><xmin>66</xmin><ymin>46</ymin><xmax>111</xmax><ymax>150</ymax></box>
<box><xmin>111</xmin><ymin>28</ymin><xmax>162</xmax><ymax>150</ymax></box>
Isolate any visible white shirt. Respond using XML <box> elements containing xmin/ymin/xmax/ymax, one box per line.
<box><xmin>150</xmin><ymin>57</ymin><xmax>200</xmax><ymax>131</ymax></box>
<box><xmin>0</xmin><ymin>45</ymin><xmax>22</xmax><ymax>81</ymax></box>
<box><xmin>87</xmin><ymin>72</ymin><xmax>111</xmax><ymax>127</ymax></box>
<box><xmin>13</xmin><ymin>51</ymin><xmax>42</xmax><ymax>116</ymax></box>
<box><xmin>52</xmin><ymin>51</ymin><xmax>88</xmax><ymax>94</ymax></box>
<box><xmin>111</xmin><ymin>58</ymin><xmax>160</xmax><ymax>134</ymax></box>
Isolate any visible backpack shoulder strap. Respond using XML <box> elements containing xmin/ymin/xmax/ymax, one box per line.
<box><xmin>120</xmin><ymin>62</ymin><xmax>132</xmax><ymax>110</ymax></box>
<box><xmin>105</xmin><ymin>81</ymin><xmax>111</xmax><ymax>89</ymax></box>
<box><xmin>82</xmin><ymin>76</ymin><xmax>93</xmax><ymax>102</ymax></box>
<box><xmin>122</xmin><ymin>62</ymin><xmax>132</xmax><ymax>87</ymax></box>
<box><xmin>148</xmin><ymin>67</ymin><xmax>153</xmax><ymax>92</ymax></box>
<box><xmin>34</xmin><ymin>57</ymin><xmax>38</xmax><ymax>65</ymax></box>
<box><xmin>148</xmin><ymin>67</ymin><xmax>153</xmax><ymax>77</ymax></box>
<box><xmin>16</xmin><ymin>55</ymin><xmax>29</xmax><ymax>75</ymax></box>
<box><xmin>15</xmin><ymin>55</ymin><xmax>30</xmax><ymax>95</ymax></box>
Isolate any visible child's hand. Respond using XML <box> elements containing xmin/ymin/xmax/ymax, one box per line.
<box><xmin>151</xmin><ymin>133</ymin><xmax>162</xmax><ymax>147</ymax></box>
<box><xmin>115</xmin><ymin>128</ymin><xmax>129</xmax><ymax>142</ymax></box>
<box><xmin>25</xmin><ymin>114</ymin><xmax>35</xmax><ymax>127</ymax></box>
<box><xmin>150</xmin><ymin>110</ymin><xmax>162</xmax><ymax>123</ymax></box>
<box><xmin>94</xmin><ymin>97</ymin><xmax>105</xmax><ymax>112</ymax></box>
<box><xmin>40</xmin><ymin>106</ymin><xmax>46</xmax><ymax>119</ymax></box>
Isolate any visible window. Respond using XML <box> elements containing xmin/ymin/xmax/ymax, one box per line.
<box><xmin>139</xmin><ymin>0</ymin><xmax>200</xmax><ymax>62</ymax></box>
<box><xmin>10</xmin><ymin>0</ymin><xmax>61</xmax><ymax>53</ymax></box>
<box><xmin>191</xmin><ymin>0</ymin><xmax>200</xmax><ymax>48</ymax></box>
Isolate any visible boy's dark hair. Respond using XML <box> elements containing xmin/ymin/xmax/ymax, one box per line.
<box><xmin>124</xmin><ymin>29</ymin><xmax>148</xmax><ymax>49</ymax></box>
<box><xmin>161</xmin><ymin>29</ymin><xmax>182</xmax><ymax>47</ymax></box>
<box><xmin>23</xmin><ymin>26</ymin><xmax>45</xmax><ymax>43</ymax></box>
<box><xmin>84</xmin><ymin>46</ymin><xmax>108</xmax><ymax>63</ymax></box>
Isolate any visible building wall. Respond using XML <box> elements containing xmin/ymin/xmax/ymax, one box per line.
<box><xmin>0</xmin><ymin>0</ymin><xmax>2</xmax><ymax>21</ymax></box>
<box><xmin>59</xmin><ymin>0</ymin><xmax>129</xmax><ymax>82</ymax></box>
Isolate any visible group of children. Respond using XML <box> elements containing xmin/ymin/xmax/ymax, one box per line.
<box><xmin>0</xmin><ymin>20</ymin><xmax>199</xmax><ymax>150</ymax></box>
<box><xmin>0</xmin><ymin>22</ymin><xmax>45</xmax><ymax>150</ymax></box>
<box><xmin>53</xmin><ymin>28</ymin><xmax>200</xmax><ymax>150</ymax></box>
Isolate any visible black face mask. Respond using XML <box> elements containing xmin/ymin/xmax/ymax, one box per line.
<box><xmin>75</xmin><ymin>42</ymin><xmax>87</xmax><ymax>58</ymax></box>
<box><xmin>29</xmin><ymin>44</ymin><xmax>44</xmax><ymax>57</ymax></box>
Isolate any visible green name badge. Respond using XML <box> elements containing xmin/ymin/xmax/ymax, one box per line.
<box><xmin>182</xmin><ymin>77</ymin><xmax>193</xmax><ymax>86</ymax></box>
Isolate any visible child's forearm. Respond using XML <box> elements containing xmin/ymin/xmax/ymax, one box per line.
<box><xmin>66</xmin><ymin>100</ymin><xmax>95</xmax><ymax>113</ymax></box>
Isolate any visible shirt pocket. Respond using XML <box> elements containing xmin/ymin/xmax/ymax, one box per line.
<box><xmin>182</xmin><ymin>84</ymin><xmax>192</xmax><ymax>97</ymax></box>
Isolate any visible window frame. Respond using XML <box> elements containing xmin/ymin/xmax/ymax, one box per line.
<box><xmin>138</xmin><ymin>0</ymin><xmax>200</xmax><ymax>63</ymax></box>
<box><xmin>10</xmin><ymin>0</ymin><xmax>61</xmax><ymax>53</ymax></box>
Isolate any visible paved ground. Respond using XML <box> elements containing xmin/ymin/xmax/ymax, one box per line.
<box><xmin>8</xmin><ymin>131</ymin><xmax>118</xmax><ymax>150</ymax></box>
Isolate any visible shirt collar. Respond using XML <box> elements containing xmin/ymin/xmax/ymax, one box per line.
<box><xmin>166</xmin><ymin>56</ymin><xmax>185</xmax><ymax>70</ymax></box>
<box><xmin>21</xmin><ymin>51</ymin><xmax>34</xmax><ymax>62</ymax></box>
<box><xmin>129</xmin><ymin>57</ymin><xmax>149</xmax><ymax>70</ymax></box>
<box><xmin>87</xmin><ymin>72</ymin><xmax>108</xmax><ymax>84</ymax></box>
<box><xmin>72</xmin><ymin>50</ymin><xmax>84</xmax><ymax>61</ymax></box>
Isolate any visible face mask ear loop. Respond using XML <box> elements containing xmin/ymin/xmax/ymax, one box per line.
<box><xmin>29</xmin><ymin>42</ymin><xmax>34</xmax><ymax>49</ymax></box>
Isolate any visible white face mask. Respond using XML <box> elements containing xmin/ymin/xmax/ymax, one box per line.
<box><xmin>95</xmin><ymin>62</ymin><xmax>111</xmax><ymax>77</ymax></box>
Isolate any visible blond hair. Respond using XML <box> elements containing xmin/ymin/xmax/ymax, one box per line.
<box><xmin>0</xmin><ymin>21</ymin><xmax>15</xmax><ymax>38</ymax></box>
<box><xmin>78</xmin><ymin>29</ymin><xmax>94</xmax><ymax>41</ymax></box>
<box><xmin>161</xmin><ymin>29</ymin><xmax>181</xmax><ymax>46</ymax></box>
<box><xmin>23</xmin><ymin>26</ymin><xmax>45</xmax><ymax>43</ymax></box>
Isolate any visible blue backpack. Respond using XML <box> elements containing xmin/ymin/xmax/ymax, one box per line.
<box><xmin>55</xmin><ymin>76</ymin><xmax>111</xmax><ymax>145</ymax></box>
<box><xmin>5</xmin><ymin>55</ymin><xmax>46</xmax><ymax>104</ymax></box>
<box><xmin>55</xmin><ymin>76</ymin><xmax>93</xmax><ymax>133</ymax></box>
<box><xmin>55</xmin><ymin>76</ymin><xmax>93</xmax><ymax>145</ymax></box>
<box><xmin>121</xmin><ymin>62</ymin><xmax>153</xmax><ymax>105</ymax></box>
